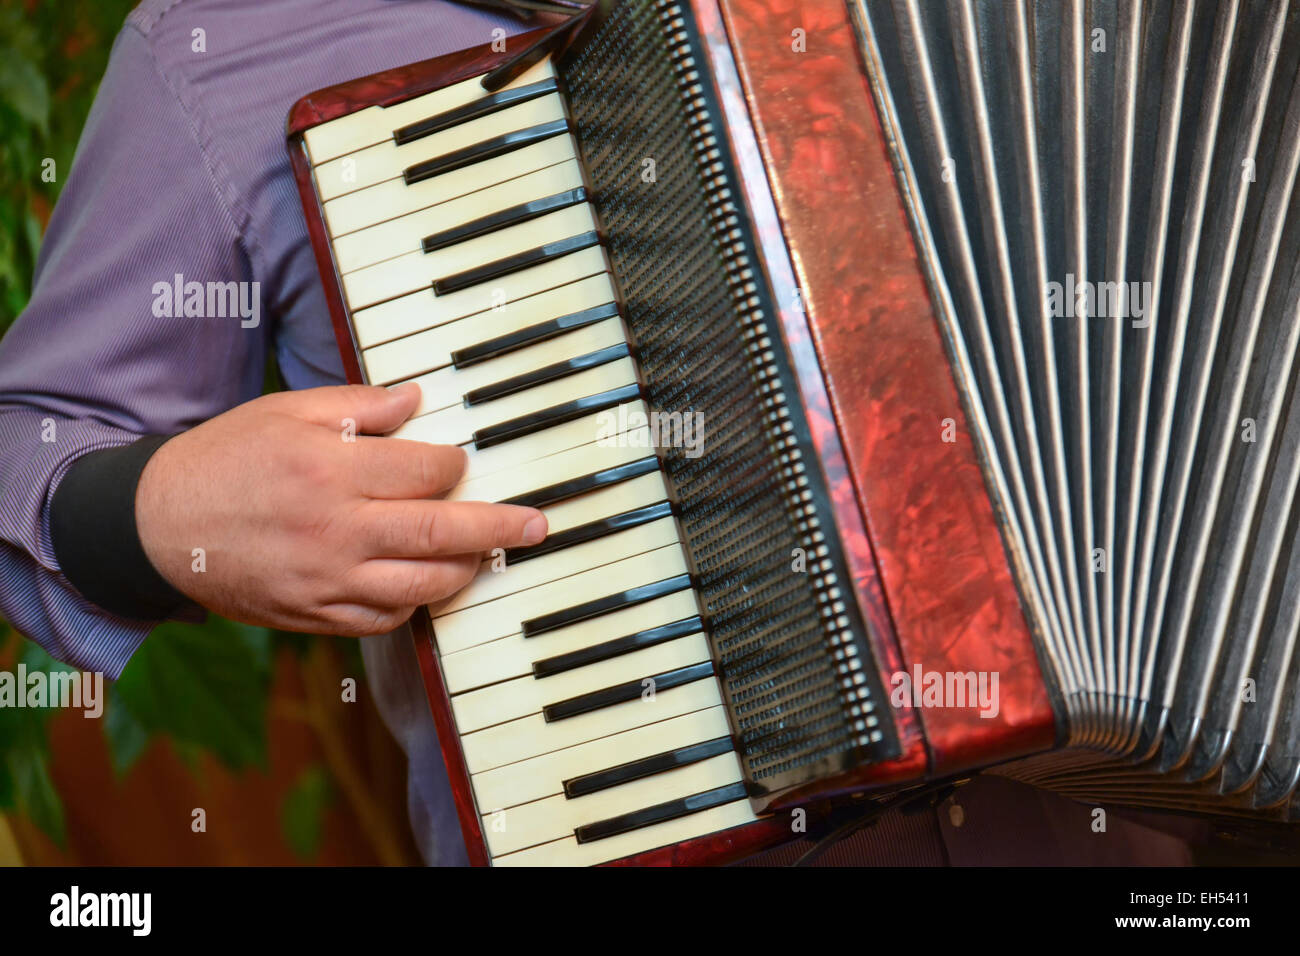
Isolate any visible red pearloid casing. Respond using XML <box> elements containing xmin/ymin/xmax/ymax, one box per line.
<box><xmin>288</xmin><ymin>0</ymin><xmax>1056</xmax><ymax>867</ymax></box>
<box><xmin>698</xmin><ymin>0</ymin><xmax>1057</xmax><ymax>798</ymax></box>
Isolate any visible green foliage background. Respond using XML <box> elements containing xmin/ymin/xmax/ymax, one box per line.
<box><xmin>0</xmin><ymin>0</ymin><xmax>134</xmax><ymax>322</ymax></box>
<box><xmin>0</xmin><ymin>0</ymin><xmax>352</xmax><ymax>859</ymax></box>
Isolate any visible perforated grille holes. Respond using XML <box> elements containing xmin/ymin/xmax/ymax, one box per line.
<box><xmin>560</xmin><ymin>0</ymin><xmax>898</xmax><ymax>796</ymax></box>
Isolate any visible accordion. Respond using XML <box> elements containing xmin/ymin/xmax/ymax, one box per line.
<box><xmin>286</xmin><ymin>0</ymin><xmax>1300</xmax><ymax>865</ymax></box>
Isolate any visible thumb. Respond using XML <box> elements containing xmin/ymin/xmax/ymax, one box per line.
<box><xmin>272</xmin><ymin>382</ymin><xmax>421</xmax><ymax>435</ymax></box>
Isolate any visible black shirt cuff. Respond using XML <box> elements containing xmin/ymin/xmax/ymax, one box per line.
<box><xmin>50</xmin><ymin>434</ymin><xmax>200</xmax><ymax>622</ymax></box>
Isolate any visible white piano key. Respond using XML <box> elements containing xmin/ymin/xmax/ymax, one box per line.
<box><xmin>353</xmin><ymin>249</ymin><xmax>610</xmax><ymax>353</ymax></box>
<box><xmin>360</xmin><ymin>269</ymin><xmax>616</xmax><ymax>373</ymax></box>
<box><xmin>399</xmin><ymin>319</ymin><xmax>627</xmax><ymax>415</ymax></box>
<box><xmin>482</xmin><ymin>752</ymin><xmax>741</xmax><ymax>857</ymax></box>
<box><xmin>323</xmin><ymin>135</ymin><xmax>577</xmax><ymax>238</ymax></box>
<box><xmin>431</xmin><ymin>543</ymin><xmax>688</xmax><ymax>654</ymax></box>
<box><xmin>314</xmin><ymin>94</ymin><xmax>568</xmax><ymax>202</ymax></box>
<box><xmin>447</xmin><ymin>423</ymin><xmax>656</xmax><ymax>500</ymax></box>
<box><xmin>540</xmin><ymin>470</ymin><xmax>671</xmax><ymax>536</ymax></box>
<box><xmin>440</xmin><ymin>517</ymin><xmax>682</xmax><ymax>616</ymax></box>
<box><xmin>388</xmin><ymin>357</ymin><xmax>637</xmax><ymax>446</ymax></box>
<box><xmin>451</xmin><ymin>632</ymin><xmax>711</xmax><ymax>734</ymax></box>
<box><xmin>383</xmin><ymin>403</ymin><xmax>646</xmax><ymax>493</ymax></box>
<box><xmin>334</xmin><ymin>160</ymin><xmax>586</xmax><ymax>274</ymax></box>
<box><xmin>302</xmin><ymin>60</ymin><xmax>555</xmax><ymax>165</ymax></box>
<box><xmin>459</xmin><ymin>678</ymin><xmax>725</xmax><ymax>774</ymax></box>
<box><xmin>491</xmin><ymin>799</ymin><xmax>757</xmax><ymax>867</ymax></box>
<box><xmin>441</xmin><ymin>587</ymin><xmax>699</xmax><ymax>694</ymax></box>
<box><xmin>457</xmin><ymin>404</ymin><xmax>650</xmax><ymax>486</ymax></box>
<box><xmin>471</xmin><ymin>706</ymin><xmax>732</xmax><ymax>811</ymax></box>
<box><xmin>342</xmin><ymin>203</ymin><xmax>599</xmax><ymax>310</ymax></box>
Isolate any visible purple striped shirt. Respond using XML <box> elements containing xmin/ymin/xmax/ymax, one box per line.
<box><xmin>0</xmin><ymin>0</ymin><xmax>522</xmax><ymax>865</ymax></box>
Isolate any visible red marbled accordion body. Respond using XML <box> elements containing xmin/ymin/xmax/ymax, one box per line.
<box><xmin>288</xmin><ymin>1</ymin><xmax>1056</xmax><ymax>866</ymax></box>
<box><xmin>704</xmin><ymin>0</ymin><xmax>1056</xmax><ymax>782</ymax></box>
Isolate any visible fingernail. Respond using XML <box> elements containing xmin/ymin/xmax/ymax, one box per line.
<box><xmin>522</xmin><ymin>513</ymin><xmax>548</xmax><ymax>546</ymax></box>
<box><xmin>388</xmin><ymin>382</ymin><xmax>420</xmax><ymax>398</ymax></box>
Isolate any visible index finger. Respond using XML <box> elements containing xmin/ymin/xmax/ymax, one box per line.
<box><xmin>356</xmin><ymin>499</ymin><xmax>547</xmax><ymax>557</ymax></box>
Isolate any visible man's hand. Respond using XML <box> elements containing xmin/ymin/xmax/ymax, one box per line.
<box><xmin>135</xmin><ymin>383</ymin><xmax>546</xmax><ymax>636</ymax></box>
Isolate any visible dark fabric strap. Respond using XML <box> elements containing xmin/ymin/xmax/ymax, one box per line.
<box><xmin>50</xmin><ymin>434</ymin><xmax>197</xmax><ymax>621</ymax></box>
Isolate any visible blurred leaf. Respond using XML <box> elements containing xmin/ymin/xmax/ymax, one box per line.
<box><xmin>6</xmin><ymin>747</ymin><xmax>63</xmax><ymax>846</ymax></box>
<box><xmin>0</xmin><ymin>635</ymin><xmax>71</xmax><ymax>843</ymax></box>
<box><xmin>0</xmin><ymin>50</ymin><xmax>50</xmax><ymax>135</ymax></box>
<box><xmin>23</xmin><ymin>205</ymin><xmax>41</xmax><ymax>258</ymax></box>
<box><xmin>103</xmin><ymin>685</ymin><xmax>150</xmax><ymax>777</ymax></box>
<box><xmin>0</xmin><ymin>0</ymin><xmax>139</xmax><ymax>330</ymax></box>
<box><xmin>281</xmin><ymin>766</ymin><xmax>333</xmax><ymax>860</ymax></box>
<box><xmin>112</xmin><ymin>618</ymin><xmax>274</xmax><ymax>771</ymax></box>
<box><xmin>19</xmin><ymin>638</ymin><xmax>75</xmax><ymax>675</ymax></box>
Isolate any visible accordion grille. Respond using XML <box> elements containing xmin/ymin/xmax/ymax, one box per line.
<box><xmin>856</xmin><ymin>0</ymin><xmax>1300</xmax><ymax>813</ymax></box>
<box><xmin>559</xmin><ymin>0</ymin><xmax>900</xmax><ymax>797</ymax></box>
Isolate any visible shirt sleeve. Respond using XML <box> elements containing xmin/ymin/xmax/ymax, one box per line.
<box><xmin>0</xmin><ymin>24</ymin><xmax>267</xmax><ymax>677</ymax></box>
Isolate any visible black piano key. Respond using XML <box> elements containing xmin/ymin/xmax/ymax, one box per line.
<box><xmin>563</xmin><ymin>736</ymin><xmax>734</xmax><ymax>799</ymax></box>
<box><xmin>472</xmin><ymin>382</ymin><xmax>642</xmax><ymax>449</ymax></box>
<box><xmin>501</xmin><ymin>456</ymin><xmax>660</xmax><ymax>509</ymax></box>
<box><xmin>480</xmin><ymin>13</ymin><xmax>583</xmax><ymax>93</ymax></box>
<box><xmin>504</xmin><ymin>500</ymin><xmax>672</xmax><ymax>565</ymax></box>
<box><xmin>574</xmin><ymin>781</ymin><xmax>749</xmax><ymax>844</ymax></box>
<box><xmin>434</xmin><ymin>230</ymin><xmax>601</xmax><ymax>295</ymax></box>
<box><xmin>464</xmin><ymin>343</ymin><xmax>630</xmax><ymax>408</ymax></box>
<box><xmin>403</xmin><ymin>117</ymin><xmax>570</xmax><ymax>186</ymax></box>
<box><xmin>542</xmin><ymin>661</ymin><xmax>714</xmax><ymax>723</ymax></box>
<box><xmin>393</xmin><ymin>78</ymin><xmax>559</xmax><ymax>146</ymax></box>
<box><xmin>533</xmin><ymin>616</ymin><xmax>704</xmax><ymax>678</ymax></box>
<box><xmin>523</xmin><ymin>573</ymin><xmax>694</xmax><ymax>637</ymax></box>
<box><xmin>478</xmin><ymin>8</ymin><xmax>590</xmax><ymax>92</ymax></box>
<box><xmin>422</xmin><ymin>187</ymin><xmax>588</xmax><ymax>254</ymax></box>
<box><xmin>452</xmin><ymin>302</ymin><xmax>620</xmax><ymax>368</ymax></box>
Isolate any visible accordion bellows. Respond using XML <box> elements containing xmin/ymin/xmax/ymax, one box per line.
<box><xmin>855</xmin><ymin>0</ymin><xmax>1300</xmax><ymax>814</ymax></box>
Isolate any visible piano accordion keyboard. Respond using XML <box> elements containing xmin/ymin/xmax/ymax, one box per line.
<box><xmin>301</xmin><ymin>57</ymin><xmax>758</xmax><ymax>866</ymax></box>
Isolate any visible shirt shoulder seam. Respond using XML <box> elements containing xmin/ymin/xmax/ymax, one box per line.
<box><xmin>120</xmin><ymin>18</ymin><xmax>266</xmax><ymax>273</ymax></box>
